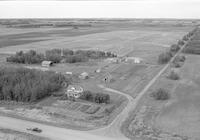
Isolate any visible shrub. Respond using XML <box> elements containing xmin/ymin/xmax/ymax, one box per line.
<box><xmin>94</xmin><ymin>93</ymin><xmax>110</xmax><ymax>104</ymax></box>
<box><xmin>172</xmin><ymin>61</ymin><xmax>181</xmax><ymax>68</ymax></box>
<box><xmin>183</xmin><ymin>35</ymin><xmax>189</xmax><ymax>41</ymax></box>
<box><xmin>158</xmin><ymin>51</ymin><xmax>172</xmax><ymax>64</ymax></box>
<box><xmin>170</xmin><ymin>44</ymin><xmax>180</xmax><ymax>52</ymax></box>
<box><xmin>178</xmin><ymin>40</ymin><xmax>185</xmax><ymax>46</ymax></box>
<box><xmin>80</xmin><ymin>90</ymin><xmax>94</xmax><ymax>102</ymax></box>
<box><xmin>175</xmin><ymin>55</ymin><xmax>186</xmax><ymax>62</ymax></box>
<box><xmin>150</xmin><ymin>88</ymin><xmax>170</xmax><ymax>100</ymax></box>
<box><xmin>80</xmin><ymin>90</ymin><xmax>110</xmax><ymax>104</ymax></box>
<box><xmin>168</xmin><ymin>70</ymin><xmax>180</xmax><ymax>80</ymax></box>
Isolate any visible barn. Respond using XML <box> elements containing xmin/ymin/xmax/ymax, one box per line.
<box><xmin>79</xmin><ymin>72</ymin><xmax>89</xmax><ymax>79</ymax></box>
<box><xmin>41</xmin><ymin>61</ymin><xmax>53</xmax><ymax>67</ymax></box>
<box><xmin>124</xmin><ymin>57</ymin><xmax>143</xmax><ymax>64</ymax></box>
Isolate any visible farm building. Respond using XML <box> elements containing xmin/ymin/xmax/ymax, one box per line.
<box><xmin>95</xmin><ymin>68</ymin><xmax>101</xmax><ymax>73</ymax></box>
<box><xmin>105</xmin><ymin>58</ymin><xmax>120</xmax><ymax>64</ymax></box>
<box><xmin>103</xmin><ymin>73</ymin><xmax>113</xmax><ymax>83</ymax></box>
<box><xmin>79</xmin><ymin>72</ymin><xmax>89</xmax><ymax>79</ymax></box>
<box><xmin>124</xmin><ymin>57</ymin><xmax>143</xmax><ymax>64</ymax></box>
<box><xmin>41</xmin><ymin>61</ymin><xmax>53</xmax><ymax>67</ymax></box>
<box><xmin>65</xmin><ymin>85</ymin><xmax>83</xmax><ymax>99</ymax></box>
<box><xmin>66</xmin><ymin>71</ymin><xmax>73</xmax><ymax>75</ymax></box>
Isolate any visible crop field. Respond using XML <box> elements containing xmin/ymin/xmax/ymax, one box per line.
<box><xmin>0</xmin><ymin>22</ymin><xmax>192</xmax><ymax>65</ymax></box>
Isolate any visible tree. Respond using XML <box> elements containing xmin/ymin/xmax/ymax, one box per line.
<box><xmin>150</xmin><ymin>88</ymin><xmax>170</xmax><ymax>100</ymax></box>
<box><xmin>80</xmin><ymin>90</ymin><xmax>94</xmax><ymax>101</ymax></box>
<box><xmin>170</xmin><ymin>44</ymin><xmax>180</xmax><ymax>52</ymax></box>
<box><xmin>0</xmin><ymin>67</ymin><xmax>69</xmax><ymax>102</ymax></box>
<box><xmin>158</xmin><ymin>51</ymin><xmax>172</xmax><ymax>64</ymax></box>
<box><xmin>178</xmin><ymin>40</ymin><xmax>185</xmax><ymax>46</ymax></box>
<box><xmin>168</xmin><ymin>70</ymin><xmax>180</xmax><ymax>80</ymax></box>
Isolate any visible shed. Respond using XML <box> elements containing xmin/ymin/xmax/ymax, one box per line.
<box><xmin>79</xmin><ymin>72</ymin><xmax>89</xmax><ymax>79</ymax></box>
<box><xmin>95</xmin><ymin>68</ymin><xmax>101</xmax><ymax>73</ymax></box>
<box><xmin>41</xmin><ymin>61</ymin><xmax>53</xmax><ymax>67</ymax></box>
<box><xmin>105</xmin><ymin>58</ymin><xmax>119</xmax><ymax>64</ymax></box>
<box><xmin>65</xmin><ymin>85</ymin><xmax>83</xmax><ymax>99</ymax></box>
<box><xmin>66</xmin><ymin>72</ymin><xmax>73</xmax><ymax>75</ymax></box>
<box><xmin>125</xmin><ymin>57</ymin><xmax>143</xmax><ymax>64</ymax></box>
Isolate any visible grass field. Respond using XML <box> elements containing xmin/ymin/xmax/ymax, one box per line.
<box><xmin>123</xmin><ymin>53</ymin><xmax>200</xmax><ymax>140</ymax></box>
<box><xmin>155</xmin><ymin>54</ymin><xmax>200</xmax><ymax>139</ymax></box>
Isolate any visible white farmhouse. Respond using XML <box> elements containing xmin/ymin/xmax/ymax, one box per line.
<box><xmin>65</xmin><ymin>85</ymin><xmax>83</xmax><ymax>99</ymax></box>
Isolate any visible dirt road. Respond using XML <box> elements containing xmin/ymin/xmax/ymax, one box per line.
<box><xmin>0</xmin><ymin>116</ymin><xmax>116</xmax><ymax>140</ymax></box>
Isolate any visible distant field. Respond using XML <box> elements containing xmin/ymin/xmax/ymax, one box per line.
<box><xmin>0</xmin><ymin>26</ymin><xmax>192</xmax><ymax>65</ymax></box>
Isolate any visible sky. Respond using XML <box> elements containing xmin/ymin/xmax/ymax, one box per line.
<box><xmin>0</xmin><ymin>0</ymin><xmax>200</xmax><ymax>19</ymax></box>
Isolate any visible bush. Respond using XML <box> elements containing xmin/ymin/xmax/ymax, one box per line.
<box><xmin>150</xmin><ymin>88</ymin><xmax>170</xmax><ymax>100</ymax></box>
<box><xmin>172</xmin><ymin>61</ymin><xmax>181</xmax><ymax>68</ymax></box>
<box><xmin>94</xmin><ymin>93</ymin><xmax>110</xmax><ymax>104</ymax></box>
<box><xmin>80</xmin><ymin>90</ymin><xmax>110</xmax><ymax>104</ymax></box>
<box><xmin>168</xmin><ymin>70</ymin><xmax>180</xmax><ymax>80</ymax></box>
<box><xmin>158</xmin><ymin>51</ymin><xmax>172</xmax><ymax>64</ymax></box>
<box><xmin>0</xmin><ymin>67</ymin><xmax>69</xmax><ymax>102</ymax></box>
<box><xmin>80</xmin><ymin>90</ymin><xmax>94</xmax><ymax>102</ymax></box>
<box><xmin>170</xmin><ymin>44</ymin><xmax>180</xmax><ymax>52</ymax></box>
<box><xmin>175</xmin><ymin>55</ymin><xmax>186</xmax><ymax>62</ymax></box>
<box><xmin>178</xmin><ymin>40</ymin><xmax>185</xmax><ymax>46</ymax></box>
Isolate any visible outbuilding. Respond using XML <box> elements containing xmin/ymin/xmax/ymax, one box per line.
<box><xmin>41</xmin><ymin>61</ymin><xmax>53</xmax><ymax>67</ymax></box>
<box><xmin>124</xmin><ymin>57</ymin><xmax>143</xmax><ymax>64</ymax></box>
<box><xmin>95</xmin><ymin>68</ymin><xmax>101</xmax><ymax>73</ymax></box>
<box><xmin>79</xmin><ymin>72</ymin><xmax>89</xmax><ymax>79</ymax></box>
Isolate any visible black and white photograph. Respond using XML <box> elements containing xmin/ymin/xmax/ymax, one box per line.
<box><xmin>0</xmin><ymin>0</ymin><xmax>199</xmax><ymax>140</ymax></box>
